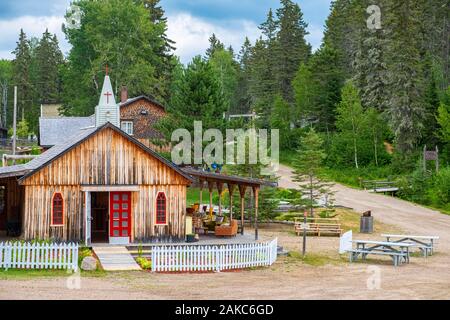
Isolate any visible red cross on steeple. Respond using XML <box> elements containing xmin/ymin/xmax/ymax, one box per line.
<box><xmin>104</xmin><ymin>91</ymin><xmax>113</xmax><ymax>104</ymax></box>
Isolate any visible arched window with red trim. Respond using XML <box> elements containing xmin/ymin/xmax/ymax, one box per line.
<box><xmin>156</xmin><ymin>192</ymin><xmax>167</xmax><ymax>225</ymax></box>
<box><xmin>52</xmin><ymin>193</ymin><xmax>64</xmax><ymax>226</ymax></box>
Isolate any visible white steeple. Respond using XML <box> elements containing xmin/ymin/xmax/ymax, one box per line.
<box><xmin>95</xmin><ymin>66</ymin><xmax>120</xmax><ymax>127</ymax></box>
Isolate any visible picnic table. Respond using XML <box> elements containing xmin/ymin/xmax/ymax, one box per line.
<box><xmin>381</xmin><ymin>234</ymin><xmax>439</xmax><ymax>257</ymax></box>
<box><xmin>349</xmin><ymin>240</ymin><xmax>414</xmax><ymax>266</ymax></box>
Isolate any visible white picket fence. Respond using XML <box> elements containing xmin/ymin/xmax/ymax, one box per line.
<box><xmin>151</xmin><ymin>238</ymin><xmax>278</xmax><ymax>272</ymax></box>
<box><xmin>0</xmin><ymin>242</ymin><xmax>79</xmax><ymax>271</ymax></box>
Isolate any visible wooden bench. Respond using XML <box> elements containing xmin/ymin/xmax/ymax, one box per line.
<box><xmin>361</xmin><ymin>180</ymin><xmax>399</xmax><ymax>193</ymax></box>
<box><xmin>294</xmin><ymin>218</ymin><xmax>343</xmax><ymax>237</ymax></box>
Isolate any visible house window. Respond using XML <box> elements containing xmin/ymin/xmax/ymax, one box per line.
<box><xmin>121</xmin><ymin>121</ymin><xmax>133</xmax><ymax>135</ymax></box>
<box><xmin>156</xmin><ymin>192</ymin><xmax>167</xmax><ymax>225</ymax></box>
<box><xmin>52</xmin><ymin>193</ymin><xmax>64</xmax><ymax>226</ymax></box>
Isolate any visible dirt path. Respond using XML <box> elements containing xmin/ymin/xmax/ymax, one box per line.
<box><xmin>278</xmin><ymin>164</ymin><xmax>450</xmax><ymax>251</ymax></box>
<box><xmin>0</xmin><ymin>165</ymin><xmax>449</xmax><ymax>300</ymax></box>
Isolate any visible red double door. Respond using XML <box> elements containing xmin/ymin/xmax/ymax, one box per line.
<box><xmin>109</xmin><ymin>192</ymin><xmax>131</xmax><ymax>239</ymax></box>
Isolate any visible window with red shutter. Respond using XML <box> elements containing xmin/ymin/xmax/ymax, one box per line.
<box><xmin>52</xmin><ymin>193</ymin><xmax>64</xmax><ymax>226</ymax></box>
<box><xmin>156</xmin><ymin>192</ymin><xmax>166</xmax><ymax>225</ymax></box>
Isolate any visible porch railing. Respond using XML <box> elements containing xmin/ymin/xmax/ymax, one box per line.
<box><xmin>151</xmin><ymin>238</ymin><xmax>278</xmax><ymax>272</ymax></box>
<box><xmin>0</xmin><ymin>242</ymin><xmax>79</xmax><ymax>271</ymax></box>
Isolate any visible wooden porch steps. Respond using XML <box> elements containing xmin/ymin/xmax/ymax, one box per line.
<box><xmin>92</xmin><ymin>245</ymin><xmax>141</xmax><ymax>271</ymax></box>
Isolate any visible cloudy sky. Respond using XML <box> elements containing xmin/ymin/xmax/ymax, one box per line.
<box><xmin>0</xmin><ymin>0</ymin><xmax>332</xmax><ymax>63</ymax></box>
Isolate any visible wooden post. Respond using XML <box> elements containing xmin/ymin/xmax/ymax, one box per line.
<box><xmin>12</xmin><ymin>86</ymin><xmax>17</xmax><ymax>161</ymax></box>
<box><xmin>239</xmin><ymin>185</ymin><xmax>246</xmax><ymax>235</ymax></box>
<box><xmin>436</xmin><ymin>146</ymin><xmax>439</xmax><ymax>172</ymax></box>
<box><xmin>423</xmin><ymin>145</ymin><xmax>427</xmax><ymax>172</ymax></box>
<box><xmin>228</xmin><ymin>184</ymin><xmax>235</xmax><ymax>221</ymax></box>
<box><xmin>199</xmin><ymin>179</ymin><xmax>204</xmax><ymax>212</ymax></box>
<box><xmin>253</xmin><ymin>186</ymin><xmax>259</xmax><ymax>241</ymax></box>
<box><xmin>216</xmin><ymin>182</ymin><xmax>224</xmax><ymax>216</ymax></box>
<box><xmin>208</xmin><ymin>181</ymin><xmax>214</xmax><ymax>218</ymax></box>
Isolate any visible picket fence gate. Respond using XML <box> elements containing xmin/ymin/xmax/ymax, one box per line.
<box><xmin>0</xmin><ymin>242</ymin><xmax>79</xmax><ymax>271</ymax></box>
<box><xmin>151</xmin><ymin>238</ymin><xmax>278</xmax><ymax>272</ymax></box>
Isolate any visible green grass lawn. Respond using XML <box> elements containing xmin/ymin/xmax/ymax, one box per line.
<box><xmin>0</xmin><ymin>268</ymin><xmax>106</xmax><ymax>280</ymax></box>
<box><xmin>187</xmin><ymin>187</ymin><xmax>233</xmax><ymax>207</ymax></box>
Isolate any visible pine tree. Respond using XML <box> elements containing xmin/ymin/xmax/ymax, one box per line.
<box><xmin>159</xmin><ymin>56</ymin><xmax>227</xmax><ymax>137</ymax></box>
<box><xmin>12</xmin><ymin>29</ymin><xmax>33</xmax><ymax>125</ymax></box>
<box><xmin>305</xmin><ymin>46</ymin><xmax>344</xmax><ymax>134</ymax></box>
<box><xmin>259</xmin><ymin>8</ymin><xmax>278</xmax><ymax>43</ymax></box>
<box><xmin>353</xmin><ymin>4</ymin><xmax>388</xmax><ymax>112</ymax></box>
<box><xmin>209</xmin><ymin>49</ymin><xmax>238</xmax><ymax>113</ymax></box>
<box><xmin>248</xmin><ymin>38</ymin><xmax>277</xmax><ymax>127</ymax></box>
<box><xmin>292</xmin><ymin>128</ymin><xmax>334</xmax><ymax>218</ymax></box>
<box><xmin>232</xmin><ymin>37</ymin><xmax>253</xmax><ymax>114</ymax></box>
<box><xmin>35</xmin><ymin>30</ymin><xmax>63</xmax><ymax>103</ymax></box>
<box><xmin>322</xmin><ymin>0</ymin><xmax>365</xmax><ymax>79</ymax></box>
<box><xmin>205</xmin><ymin>34</ymin><xmax>225</xmax><ymax>59</ymax></box>
<box><xmin>274</xmin><ymin>0</ymin><xmax>311</xmax><ymax>104</ymax></box>
<box><xmin>384</xmin><ymin>0</ymin><xmax>426</xmax><ymax>153</ymax></box>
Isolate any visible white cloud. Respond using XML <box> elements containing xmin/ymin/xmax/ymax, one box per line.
<box><xmin>167</xmin><ymin>12</ymin><xmax>325</xmax><ymax>63</ymax></box>
<box><xmin>0</xmin><ymin>12</ymin><xmax>326</xmax><ymax>63</ymax></box>
<box><xmin>306</xmin><ymin>24</ymin><xmax>325</xmax><ymax>52</ymax></box>
<box><xmin>0</xmin><ymin>15</ymin><xmax>70</xmax><ymax>59</ymax></box>
<box><xmin>167</xmin><ymin>12</ymin><xmax>260</xmax><ymax>64</ymax></box>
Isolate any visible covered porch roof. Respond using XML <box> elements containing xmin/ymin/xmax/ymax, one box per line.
<box><xmin>181</xmin><ymin>167</ymin><xmax>278</xmax><ymax>241</ymax></box>
<box><xmin>181</xmin><ymin>167</ymin><xmax>277</xmax><ymax>188</ymax></box>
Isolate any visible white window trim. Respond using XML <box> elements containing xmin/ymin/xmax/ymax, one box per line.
<box><xmin>121</xmin><ymin>121</ymin><xmax>134</xmax><ymax>136</ymax></box>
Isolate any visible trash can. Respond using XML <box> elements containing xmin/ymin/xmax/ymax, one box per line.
<box><xmin>360</xmin><ymin>211</ymin><xmax>374</xmax><ymax>234</ymax></box>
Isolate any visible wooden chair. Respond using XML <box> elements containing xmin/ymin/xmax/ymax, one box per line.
<box><xmin>215</xmin><ymin>220</ymin><xmax>238</xmax><ymax>237</ymax></box>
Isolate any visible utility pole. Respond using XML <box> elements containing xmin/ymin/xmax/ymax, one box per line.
<box><xmin>12</xmin><ymin>86</ymin><xmax>17</xmax><ymax>157</ymax></box>
<box><xmin>0</xmin><ymin>80</ymin><xmax>7</xmax><ymax>128</ymax></box>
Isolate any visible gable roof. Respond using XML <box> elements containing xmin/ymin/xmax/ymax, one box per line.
<box><xmin>0</xmin><ymin>123</ymin><xmax>193</xmax><ymax>183</ymax></box>
<box><xmin>39</xmin><ymin>116</ymin><xmax>95</xmax><ymax>147</ymax></box>
<box><xmin>119</xmin><ymin>95</ymin><xmax>165</xmax><ymax>110</ymax></box>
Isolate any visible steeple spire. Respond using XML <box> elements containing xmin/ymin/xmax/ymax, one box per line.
<box><xmin>95</xmin><ymin>69</ymin><xmax>119</xmax><ymax>127</ymax></box>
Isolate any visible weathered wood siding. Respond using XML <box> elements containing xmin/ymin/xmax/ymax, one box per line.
<box><xmin>22</xmin><ymin>185</ymin><xmax>83</xmax><ymax>241</ymax></box>
<box><xmin>133</xmin><ymin>185</ymin><xmax>186</xmax><ymax>241</ymax></box>
<box><xmin>20</xmin><ymin>127</ymin><xmax>189</xmax><ymax>242</ymax></box>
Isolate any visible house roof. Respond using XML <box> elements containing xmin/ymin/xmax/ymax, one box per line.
<box><xmin>119</xmin><ymin>95</ymin><xmax>165</xmax><ymax>110</ymax></box>
<box><xmin>0</xmin><ymin>123</ymin><xmax>193</xmax><ymax>183</ymax></box>
<box><xmin>0</xmin><ymin>127</ymin><xmax>97</xmax><ymax>179</ymax></box>
<box><xmin>39</xmin><ymin>116</ymin><xmax>95</xmax><ymax>147</ymax></box>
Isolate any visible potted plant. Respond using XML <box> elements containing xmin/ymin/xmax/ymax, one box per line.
<box><xmin>186</xmin><ymin>233</ymin><xmax>198</xmax><ymax>243</ymax></box>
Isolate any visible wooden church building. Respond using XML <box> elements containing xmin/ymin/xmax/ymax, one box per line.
<box><xmin>0</xmin><ymin>73</ymin><xmax>193</xmax><ymax>245</ymax></box>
